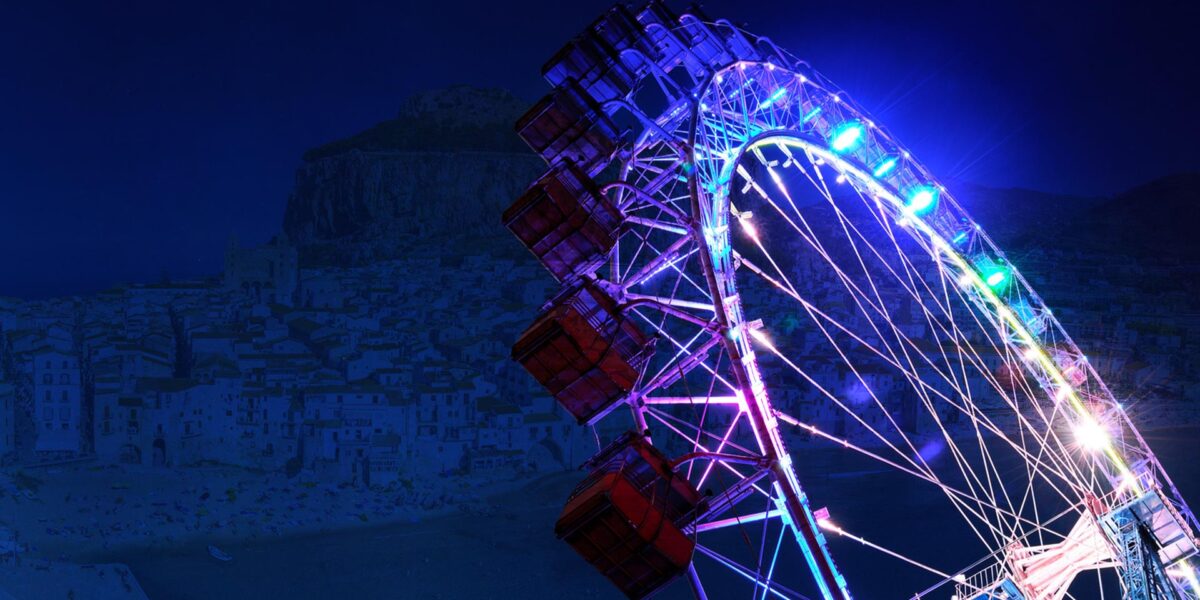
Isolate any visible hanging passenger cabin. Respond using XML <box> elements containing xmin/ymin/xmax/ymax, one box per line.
<box><xmin>542</xmin><ymin>5</ymin><xmax>651</xmax><ymax>108</ymax></box>
<box><xmin>502</xmin><ymin>160</ymin><xmax>622</xmax><ymax>283</ymax></box>
<box><xmin>516</xmin><ymin>79</ymin><xmax>619</xmax><ymax>177</ymax></box>
<box><xmin>555</xmin><ymin>432</ymin><xmax>707</xmax><ymax>599</ymax></box>
<box><xmin>511</xmin><ymin>284</ymin><xmax>654</xmax><ymax>424</ymax></box>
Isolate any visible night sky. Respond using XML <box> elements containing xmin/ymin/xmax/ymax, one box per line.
<box><xmin>1</xmin><ymin>0</ymin><xmax>1195</xmax><ymax>298</ymax></box>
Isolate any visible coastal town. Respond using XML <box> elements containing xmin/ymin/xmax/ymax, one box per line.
<box><xmin>0</xmin><ymin>233</ymin><xmax>592</xmax><ymax>481</ymax></box>
<box><xmin>0</xmin><ymin>218</ymin><xmax>1196</xmax><ymax>598</ymax></box>
<box><xmin>0</xmin><ymin>78</ymin><xmax>1196</xmax><ymax>597</ymax></box>
<box><xmin>0</xmin><ymin>231</ymin><xmax>1195</xmax><ymax>485</ymax></box>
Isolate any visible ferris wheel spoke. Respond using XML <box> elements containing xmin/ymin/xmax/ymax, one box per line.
<box><xmin>736</xmin><ymin>249</ymin><xmax>1022</xmax><ymax>493</ymax></box>
<box><xmin>618</xmin><ymin>219</ymin><xmax>662</xmax><ymax>284</ymax></box>
<box><xmin>745</xmin><ymin>324</ymin><xmax>934</xmax><ymax>477</ymax></box>
<box><xmin>755</xmin><ymin>519</ymin><xmax>790</xmax><ymax>600</ymax></box>
<box><xmin>736</xmin><ymin>213</ymin><xmax>1095</xmax><ymax>545</ymax></box>
<box><xmin>749</xmin><ymin>174</ymin><xmax>1097</xmax><ymax>509</ymax></box>
<box><xmin>695</xmin><ymin>410</ymin><xmax>748</xmax><ymax>488</ymax></box>
<box><xmin>734</xmin><ymin>225</ymin><xmax>969</xmax><ymax>485</ymax></box>
<box><xmin>797</xmin><ymin>174</ymin><xmax>980</xmax><ymax>487</ymax></box>
<box><xmin>507</xmin><ymin>15</ymin><xmax>1197</xmax><ymax>596</ymax></box>
<box><xmin>925</xmin><ymin>259</ymin><xmax>1097</xmax><ymax>493</ymax></box>
<box><xmin>644</xmin><ymin>395</ymin><xmax>742</xmax><ymax>405</ymax></box>
<box><xmin>646</xmin><ymin>406</ymin><xmax>762</xmax><ymax>465</ymax></box>
<box><xmin>623</xmin><ymin>235</ymin><xmax>712</xmax><ymax>302</ymax></box>
<box><xmin>638</xmin><ymin>330</ymin><xmax>722</xmax><ymax>395</ymax></box>
<box><xmin>739</xmin><ymin>248</ymin><xmax>1090</xmax><ymax>511</ymax></box>
<box><xmin>814</xmin><ymin>181</ymin><xmax>1045</xmax><ymax>538</ymax></box>
<box><xmin>773</xmin><ymin>409</ymin><xmax>1077</xmax><ymax>545</ymax></box>
<box><xmin>694</xmin><ymin>508</ymin><xmax>785</xmax><ymax>534</ymax></box>
<box><xmin>643</xmin><ymin>411</ymin><xmax>777</xmax><ymax>502</ymax></box>
<box><xmin>631</xmin><ymin>310</ymin><xmax>738</xmax><ymax>394</ymax></box>
<box><xmin>694</xmin><ymin>543</ymin><xmax>812</xmax><ymax>600</ymax></box>
<box><xmin>928</xmin><ymin>270</ymin><xmax>1096</xmax><ymax>481</ymax></box>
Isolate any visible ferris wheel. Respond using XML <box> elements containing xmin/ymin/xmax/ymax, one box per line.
<box><xmin>502</xmin><ymin>3</ymin><xmax>1200</xmax><ymax>599</ymax></box>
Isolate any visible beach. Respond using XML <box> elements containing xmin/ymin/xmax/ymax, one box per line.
<box><xmin>2</xmin><ymin>425</ymin><xmax>1196</xmax><ymax>599</ymax></box>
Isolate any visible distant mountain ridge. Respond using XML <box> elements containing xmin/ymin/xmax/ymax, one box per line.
<box><xmin>281</xmin><ymin>84</ymin><xmax>1199</xmax><ymax>269</ymax></box>
<box><xmin>303</xmin><ymin>86</ymin><xmax>532</xmax><ymax>161</ymax></box>
<box><xmin>999</xmin><ymin>172</ymin><xmax>1200</xmax><ymax>261</ymax></box>
<box><xmin>283</xmin><ymin>86</ymin><xmax>543</xmax><ymax>267</ymax></box>
<box><xmin>949</xmin><ymin>182</ymin><xmax>1104</xmax><ymax>246</ymax></box>
<box><xmin>1081</xmin><ymin>172</ymin><xmax>1200</xmax><ymax>260</ymax></box>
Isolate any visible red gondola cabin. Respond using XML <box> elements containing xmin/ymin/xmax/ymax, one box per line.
<box><xmin>502</xmin><ymin>161</ymin><xmax>621</xmax><ymax>283</ymax></box>
<box><xmin>516</xmin><ymin>80</ymin><xmax>619</xmax><ymax>177</ymax></box>
<box><xmin>556</xmin><ymin>432</ymin><xmax>707</xmax><ymax>599</ymax></box>
<box><xmin>542</xmin><ymin>6</ymin><xmax>651</xmax><ymax>107</ymax></box>
<box><xmin>511</xmin><ymin>284</ymin><xmax>653</xmax><ymax>424</ymax></box>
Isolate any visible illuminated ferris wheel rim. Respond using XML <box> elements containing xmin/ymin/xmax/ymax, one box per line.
<box><xmin>683</xmin><ymin>58</ymin><xmax>1142</xmax><ymax>488</ymax></box>
<box><xmin>664</xmin><ymin>56</ymin><xmax>1200</xmax><ymax>595</ymax></box>
<box><xmin>507</xmin><ymin>4</ymin><xmax>1200</xmax><ymax>598</ymax></box>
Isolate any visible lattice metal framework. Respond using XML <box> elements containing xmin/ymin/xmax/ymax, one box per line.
<box><xmin>504</xmin><ymin>3</ymin><xmax>1200</xmax><ymax>599</ymax></box>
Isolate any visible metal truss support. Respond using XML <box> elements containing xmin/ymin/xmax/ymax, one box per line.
<box><xmin>1108</xmin><ymin>507</ymin><xmax>1182</xmax><ymax>600</ymax></box>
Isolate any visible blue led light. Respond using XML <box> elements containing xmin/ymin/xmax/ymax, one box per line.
<box><xmin>829</xmin><ymin>121</ymin><xmax>865</xmax><ymax>153</ymax></box>
<box><xmin>871</xmin><ymin>156</ymin><xmax>899</xmax><ymax>178</ymax></box>
<box><xmin>905</xmin><ymin>185</ymin><xmax>938</xmax><ymax>216</ymax></box>
<box><xmin>802</xmin><ymin>106</ymin><xmax>822</xmax><ymax>122</ymax></box>
<box><xmin>758</xmin><ymin>87</ymin><xmax>788</xmax><ymax>109</ymax></box>
<box><xmin>951</xmin><ymin>230</ymin><xmax>969</xmax><ymax>246</ymax></box>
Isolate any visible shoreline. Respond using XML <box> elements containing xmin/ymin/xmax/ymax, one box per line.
<box><xmin>8</xmin><ymin>418</ymin><xmax>1198</xmax><ymax>562</ymax></box>
<box><xmin>3</xmin><ymin>424</ymin><xmax>1196</xmax><ymax>599</ymax></box>
<box><xmin>0</xmin><ymin>461</ymin><xmax>557</xmax><ymax>563</ymax></box>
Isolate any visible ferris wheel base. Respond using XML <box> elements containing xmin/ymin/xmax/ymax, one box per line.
<box><xmin>960</xmin><ymin>578</ymin><xmax>1027</xmax><ymax>600</ymax></box>
<box><xmin>1098</xmin><ymin>488</ymin><xmax>1198</xmax><ymax>570</ymax></box>
<box><xmin>959</xmin><ymin>488</ymin><xmax>1197</xmax><ymax>600</ymax></box>
<box><xmin>1097</xmin><ymin>488</ymin><xmax>1197</xmax><ymax>599</ymax></box>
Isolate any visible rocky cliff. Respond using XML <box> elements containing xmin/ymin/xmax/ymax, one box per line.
<box><xmin>283</xmin><ymin>86</ymin><xmax>544</xmax><ymax>266</ymax></box>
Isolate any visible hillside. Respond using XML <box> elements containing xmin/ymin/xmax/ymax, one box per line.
<box><xmin>282</xmin><ymin>86</ymin><xmax>543</xmax><ymax>266</ymax></box>
<box><xmin>1001</xmin><ymin>172</ymin><xmax>1200</xmax><ymax>262</ymax></box>
<box><xmin>1080</xmin><ymin>172</ymin><xmax>1200</xmax><ymax>260</ymax></box>
<box><xmin>282</xmin><ymin>83</ymin><xmax>1198</xmax><ymax>271</ymax></box>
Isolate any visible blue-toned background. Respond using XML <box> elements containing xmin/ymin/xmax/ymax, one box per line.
<box><xmin>0</xmin><ymin>0</ymin><xmax>1197</xmax><ymax>597</ymax></box>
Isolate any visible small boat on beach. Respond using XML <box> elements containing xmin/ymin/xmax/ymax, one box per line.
<box><xmin>207</xmin><ymin>545</ymin><xmax>233</xmax><ymax>562</ymax></box>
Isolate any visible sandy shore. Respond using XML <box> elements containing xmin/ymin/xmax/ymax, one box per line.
<box><xmin>2</xmin><ymin>422</ymin><xmax>1197</xmax><ymax>599</ymax></box>
<box><xmin>0</xmin><ymin>462</ymin><xmax>529</xmax><ymax>561</ymax></box>
<box><xmin>0</xmin><ymin>561</ymin><xmax>148</xmax><ymax>600</ymax></box>
<box><xmin>79</xmin><ymin>471</ymin><xmax>629</xmax><ymax>600</ymax></box>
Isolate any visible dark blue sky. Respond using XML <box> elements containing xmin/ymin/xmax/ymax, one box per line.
<box><xmin>1</xmin><ymin>0</ymin><xmax>1195</xmax><ymax>298</ymax></box>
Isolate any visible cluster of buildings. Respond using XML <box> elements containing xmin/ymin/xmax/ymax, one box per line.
<box><xmin>0</xmin><ymin>234</ymin><xmax>1197</xmax><ymax>483</ymax></box>
<box><xmin>0</xmin><ymin>238</ymin><xmax>589</xmax><ymax>487</ymax></box>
